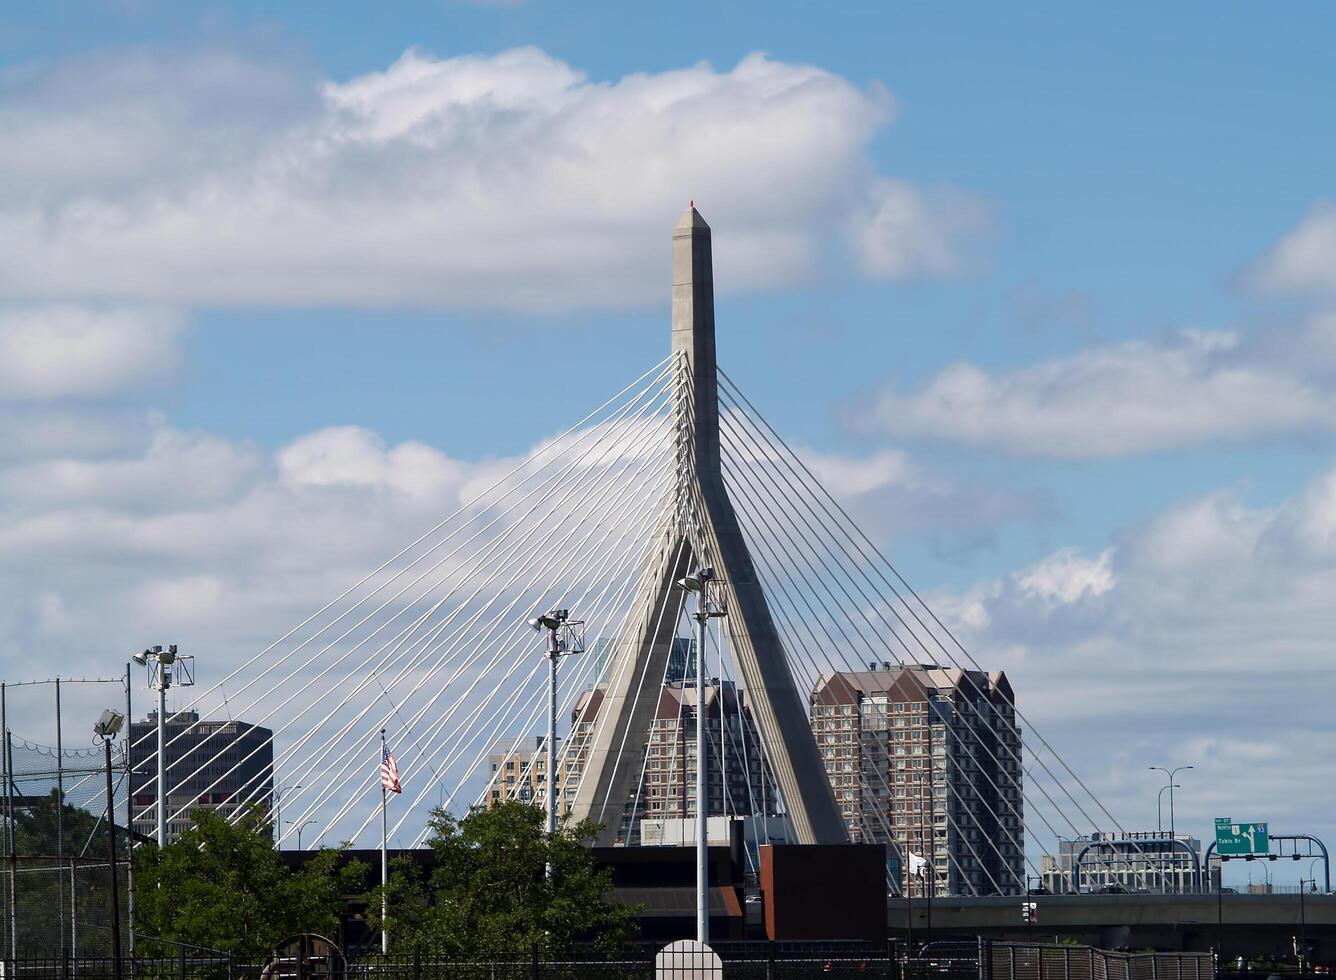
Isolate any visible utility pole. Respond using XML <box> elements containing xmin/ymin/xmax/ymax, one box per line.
<box><xmin>527</xmin><ymin>609</ymin><xmax>583</xmax><ymax>880</ymax></box>
<box><xmin>677</xmin><ymin>566</ymin><xmax>725</xmax><ymax>945</ymax></box>
<box><xmin>132</xmin><ymin>646</ymin><xmax>193</xmax><ymax>847</ymax></box>
<box><xmin>94</xmin><ymin>708</ymin><xmax>125</xmax><ymax>980</ymax></box>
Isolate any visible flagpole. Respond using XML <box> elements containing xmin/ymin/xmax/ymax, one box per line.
<box><xmin>381</xmin><ymin>728</ymin><xmax>389</xmax><ymax>956</ymax></box>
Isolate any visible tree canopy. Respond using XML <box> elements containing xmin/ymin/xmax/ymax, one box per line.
<box><xmin>134</xmin><ymin>808</ymin><xmax>362</xmax><ymax>959</ymax></box>
<box><xmin>370</xmin><ymin>801</ymin><xmax>637</xmax><ymax>957</ymax></box>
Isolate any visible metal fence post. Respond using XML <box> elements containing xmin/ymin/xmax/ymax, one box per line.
<box><xmin>530</xmin><ymin>942</ymin><xmax>539</xmax><ymax>980</ymax></box>
<box><xmin>413</xmin><ymin>945</ymin><xmax>421</xmax><ymax>980</ymax></box>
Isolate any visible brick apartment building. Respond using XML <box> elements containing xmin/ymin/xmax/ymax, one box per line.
<box><xmin>810</xmin><ymin>664</ymin><xmax>1024</xmax><ymax>896</ymax></box>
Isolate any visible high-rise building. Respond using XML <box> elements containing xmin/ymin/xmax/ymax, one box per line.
<box><xmin>484</xmin><ymin>735</ymin><xmax>560</xmax><ymax>808</ymax></box>
<box><xmin>129</xmin><ymin>711</ymin><xmax>274</xmax><ymax>844</ymax></box>
<box><xmin>560</xmin><ymin>677</ymin><xmax>778</xmax><ymax>843</ymax></box>
<box><xmin>810</xmin><ymin>664</ymin><xmax>1024</xmax><ymax>896</ymax></box>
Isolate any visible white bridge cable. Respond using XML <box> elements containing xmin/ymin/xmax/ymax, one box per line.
<box><xmin>451</xmin><ymin>523</ymin><xmax>687</xmax><ymax>847</ymax></box>
<box><xmin>712</xmin><ymin>414</ymin><xmax>1101</xmax><ymax>884</ymax></box>
<box><xmin>157</xmin><ymin>363</ymin><xmax>677</xmax><ymax>820</ymax></box>
<box><xmin>133</xmin><ymin>355</ymin><xmax>674</xmax><ymax>763</ymax></box>
<box><xmin>719</xmin><ymin>369</ymin><xmax>1119</xmax><ymax>834</ymax></box>
<box><xmin>165</xmin><ymin>366</ymin><xmax>676</xmax><ymax>842</ymax></box>
<box><xmin>170</xmin><ymin>372</ymin><xmax>679</xmax><ymax>835</ymax></box>
<box><xmin>265</xmin><ymin>398</ymin><xmax>677</xmax><ymax>837</ymax></box>
<box><xmin>583</xmin><ymin>535</ymin><xmax>691</xmax><ymax>835</ymax></box>
<box><xmin>716</xmin><ymin>441</ymin><xmax>997</xmax><ymax>896</ymax></box>
<box><xmin>296</xmin><ymin>407</ymin><xmax>679</xmax><ymax>844</ymax></box>
<box><xmin>715</xmin><ymin>390</ymin><xmax>1082</xmax><ymax>884</ymax></box>
<box><xmin>714</xmin><ymin>408</ymin><xmax>1044</xmax><ymax>886</ymax></box>
<box><xmin>547</xmin><ymin>530</ymin><xmax>693</xmax><ymax>844</ymax></box>
<box><xmin>717</xmin><ymin>431</ymin><xmax>1021</xmax><ymax>896</ymax></box>
<box><xmin>717</xmin><ymin>373</ymin><xmax>1136</xmax><ymax>890</ymax></box>
<box><xmin>490</xmin><ymin>366</ymin><xmax>695</xmax><ymax>823</ymax></box>
<box><xmin>403</xmin><ymin>380</ymin><xmax>686</xmax><ymax>828</ymax></box>
<box><xmin>382</xmin><ymin>444</ymin><xmax>679</xmax><ymax>843</ymax></box>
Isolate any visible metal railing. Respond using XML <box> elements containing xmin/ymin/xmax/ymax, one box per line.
<box><xmin>0</xmin><ymin>940</ymin><xmax>1217</xmax><ymax>980</ymax></box>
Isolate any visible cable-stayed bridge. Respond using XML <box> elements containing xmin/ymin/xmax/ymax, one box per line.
<box><xmin>129</xmin><ymin>206</ymin><xmax>1144</xmax><ymax>898</ymax></box>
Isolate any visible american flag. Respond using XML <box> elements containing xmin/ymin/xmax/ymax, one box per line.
<box><xmin>380</xmin><ymin>742</ymin><xmax>402</xmax><ymax>794</ymax></box>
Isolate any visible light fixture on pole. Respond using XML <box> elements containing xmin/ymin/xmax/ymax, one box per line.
<box><xmin>286</xmin><ymin>818</ymin><xmax>318</xmax><ymax>850</ymax></box>
<box><xmin>527</xmin><ymin>608</ymin><xmax>584</xmax><ymax>879</ymax></box>
<box><xmin>676</xmin><ymin>564</ymin><xmax>726</xmax><ymax>945</ymax></box>
<box><xmin>94</xmin><ymin>708</ymin><xmax>126</xmax><ymax>980</ymax></box>
<box><xmin>274</xmin><ymin>782</ymin><xmax>302</xmax><ymax>845</ymax></box>
<box><xmin>135</xmin><ymin>645</ymin><xmax>195</xmax><ymax>847</ymax></box>
<box><xmin>1148</xmin><ymin>765</ymin><xmax>1193</xmax><ymax>840</ymax></box>
<box><xmin>1156</xmin><ymin>783</ymin><xmax>1180</xmax><ymax>835</ymax></box>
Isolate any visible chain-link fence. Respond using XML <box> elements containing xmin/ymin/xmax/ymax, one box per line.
<box><xmin>0</xmin><ymin>856</ymin><xmax>130</xmax><ymax>958</ymax></box>
<box><xmin>0</xmin><ymin>939</ymin><xmax>1216</xmax><ymax>979</ymax></box>
<box><xmin>2</xmin><ymin>676</ymin><xmax>133</xmax><ymax>958</ymax></box>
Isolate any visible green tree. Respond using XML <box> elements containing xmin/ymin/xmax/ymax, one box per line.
<box><xmin>134</xmin><ymin>807</ymin><xmax>363</xmax><ymax>959</ymax></box>
<box><xmin>369</xmin><ymin>800</ymin><xmax>637</xmax><ymax>957</ymax></box>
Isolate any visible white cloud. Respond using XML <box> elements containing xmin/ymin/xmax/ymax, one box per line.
<box><xmin>857</xmin><ymin>327</ymin><xmax>1336</xmax><ymax>457</ymax></box>
<box><xmin>933</xmin><ymin>466</ymin><xmax>1336</xmax><ymax>848</ymax></box>
<box><xmin>1246</xmin><ymin>200</ymin><xmax>1336</xmax><ymax>293</ymax></box>
<box><xmin>852</xmin><ymin>178</ymin><xmax>990</xmax><ymax>280</ymax></box>
<box><xmin>0</xmin><ymin>306</ymin><xmax>182</xmax><ymax>400</ymax></box>
<box><xmin>277</xmin><ymin>426</ymin><xmax>466</xmax><ymax>499</ymax></box>
<box><xmin>0</xmin><ymin>46</ymin><xmax>982</xmax><ymax>311</ymax></box>
<box><xmin>1013</xmin><ymin>547</ymin><xmax>1114</xmax><ymax>607</ymax></box>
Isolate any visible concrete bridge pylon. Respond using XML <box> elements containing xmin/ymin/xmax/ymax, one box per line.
<box><xmin>567</xmin><ymin>206</ymin><xmax>849</xmax><ymax>846</ymax></box>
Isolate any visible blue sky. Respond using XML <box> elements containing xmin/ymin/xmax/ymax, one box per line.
<box><xmin>3</xmin><ymin>2</ymin><xmax>1336</xmax><ymax>873</ymax></box>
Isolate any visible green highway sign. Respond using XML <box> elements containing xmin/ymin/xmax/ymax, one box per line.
<box><xmin>1215</xmin><ymin>817</ymin><xmax>1269</xmax><ymax>856</ymax></box>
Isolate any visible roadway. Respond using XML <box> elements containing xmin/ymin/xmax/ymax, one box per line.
<box><xmin>890</xmin><ymin>893</ymin><xmax>1336</xmax><ymax>959</ymax></box>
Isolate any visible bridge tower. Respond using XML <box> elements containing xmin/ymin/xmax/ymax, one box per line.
<box><xmin>569</xmin><ymin>207</ymin><xmax>849</xmax><ymax>846</ymax></box>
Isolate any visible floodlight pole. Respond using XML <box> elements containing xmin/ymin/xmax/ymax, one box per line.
<box><xmin>695</xmin><ymin>601</ymin><xmax>710</xmax><ymax>940</ymax></box>
<box><xmin>103</xmin><ymin>732</ymin><xmax>123</xmax><ymax>980</ymax></box>
<box><xmin>546</xmin><ymin>623</ymin><xmax>560</xmax><ymax>849</ymax></box>
<box><xmin>156</xmin><ymin>673</ymin><xmax>167</xmax><ymax>847</ymax></box>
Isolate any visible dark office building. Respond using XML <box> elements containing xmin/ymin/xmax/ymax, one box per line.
<box><xmin>129</xmin><ymin>710</ymin><xmax>273</xmax><ymax>844</ymax></box>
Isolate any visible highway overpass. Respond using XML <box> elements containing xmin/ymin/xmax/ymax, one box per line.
<box><xmin>891</xmin><ymin>893</ymin><xmax>1336</xmax><ymax>959</ymax></box>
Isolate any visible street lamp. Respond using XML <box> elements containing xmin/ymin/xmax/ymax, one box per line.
<box><xmin>1148</xmin><ymin>765</ymin><xmax>1193</xmax><ymax>839</ymax></box>
<box><xmin>1156</xmin><ymin>784</ymin><xmax>1180</xmax><ymax>835</ymax></box>
<box><xmin>527</xmin><ymin>608</ymin><xmax>584</xmax><ymax>879</ymax></box>
<box><xmin>274</xmin><ymin>782</ymin><xmax>302</xmax><ymax>845</ymax></box>
<box><xmin>286</xmin><ymin>818</ymin><xmax>318</xmax><ymax>850</ymax></box>
<box><xmin>677</xmin><ymin>565</ymin><xmax>726</xmax><ymax>945</ymax></box>
<box><xmin>133</xmin><ymin>645</ymin><xmax>195</xmax><ymax>847</ymax></box>
<box><xmin>94</xmin><ymin>708</ymin><xmax>126</xmax><ymax>980</ymax></box>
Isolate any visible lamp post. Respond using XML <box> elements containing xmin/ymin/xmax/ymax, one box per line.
<box><xmin>1147</xmin><ymin>765</ymin><xmax>1193</xmax><ymax>840</ymax></box>
<box><xmin>1156</xmin><ymin>784</ymin><xmax>1180</xmax><ymax>835</ymax></box>
<box><xmin>95</xmin><ymin>708</ymin><xmax>126</xmax><ymax>980</ymax></box>
<box><xmin>286</xmin><ymin>818</ymin><xmax>318</xmax><ymax>850</ymax></box>
<box><xmin>132</xmin><ymin>645</ymin><xmax>194</xmax><ymax>847</ymax></box>
<box><xmin>527</xmin><ymin>608</ymin><xmax>584</xmax><ymax>880</ymax></box>
<box><xmin>1299</xmin><ymin>878</ymin><xmax>1310</xmax><ymax>970</ymax></box>
<box><xmin>677</xmin><ymin>565</ymin><xmax>726</xmax><ymax>945</ymax></box>
<box><xmin>274</xmin><ymin>782</ymin><xmax>302</xmax><ymax>845</ymax></box>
